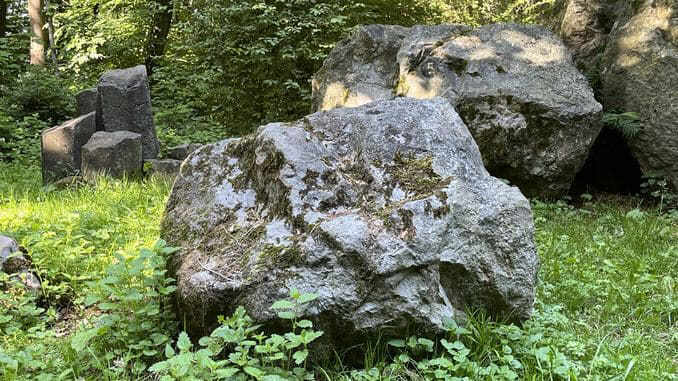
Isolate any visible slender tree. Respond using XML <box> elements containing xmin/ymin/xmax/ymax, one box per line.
<box><xmin>29</xmin><ymin>0</ymin><xmax>46</xmax><ymax>65</ymax></box>
<box><xmin>145</xmin><ymin>0</ymin><xmax>173</xmax><ymax>78</ymax></box>
<box><xmin>0</xmin><ymin>0</ymin><xmax>7</xmax><ymax>38</ymax></box>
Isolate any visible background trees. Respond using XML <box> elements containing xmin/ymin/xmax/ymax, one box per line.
<box><xmin>0</xmin><ymin>0</ymin><xmax>561</xmax><ymax>162</ymax></box>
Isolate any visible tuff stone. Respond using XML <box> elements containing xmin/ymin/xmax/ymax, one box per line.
<box><xmin>81</xmin><ymin>131</ymin><xmax>143</xmax><ymax>179</ymax></box>
<box><xmin>41</xmin><ymin>112</ymin><xmax>97</xmax><ymax>184</ymax></box>
<box><xmin>96</xmin><ymin>65</ymin><xmax>159</xmax><ymax>159</ymax></box>
<box><xmin>76</xmin><ymin>88</ymin><xmax>98</xmax><ymax>116</ymax></box>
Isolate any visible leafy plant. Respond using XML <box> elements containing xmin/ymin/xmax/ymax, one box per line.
<box><xmin>603</xmin><ymin>112</ymin><xmax>643</xmax><ymax>139</ymax></box>
<box><xmin>149</xmin><ymin>289</ymin><xmax>323</xmax><ymax>380</ymax></box>
<box><xmin>70</xmin><ymin>240</ymin><xmax>179</xmax><ymax>377</ymax></box>
<box><xmin>640</xmin><ymin>173</ymin><xmax>677</xmax><ymax>213</ymax></box>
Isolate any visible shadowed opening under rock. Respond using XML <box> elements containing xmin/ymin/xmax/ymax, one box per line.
<box><xmin>571</xmin><ymin>127</ymin><xmax>643</xmax><ymax>195</ymax></box>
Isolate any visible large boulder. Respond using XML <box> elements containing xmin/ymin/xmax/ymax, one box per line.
<box><xmin>41</xmin><ymin>112</ymin><xmax>97</xmax><ymax>184</ymax></box>
<box><xmin>600</xmin><ymin>1</ymin><xmax>678</xmax><ymax>189</ymax></box>
<box><xmin>559</xmin><ymin>0</ymin><xmax>678</xmax><ymax>189</ymax></box>
<box><xmin>82</xmin><ymin>131</ymin><xmax>143</xmax><ymax>179</ymax></box>
<box><xmin>161</xmin><ymin>98</ymin><xmax>539</xmax><ymax>345</ymax></box>
<box><xmin>96</xmin><ymin>65</ymin><xmax>159</xmax><ymax>159</ymax></box>
<box><xmin>312</xmin><ymin>24</ymin><xmax>603</xmax><ymax>198</ymax></box>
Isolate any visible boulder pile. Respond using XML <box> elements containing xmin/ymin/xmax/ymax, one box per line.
<box><xmin>42</xmin><ymin>65</ymin><xmax>164</xmax><ymax>183</ymax></box>
<box><xmin>312</xmin><ymin>23</ymin><xmax>603</xmax><ymax>198</ymax></box>
<box><xmin>161</xmin><ymin>98</ymin><xmax>539</xmax><ymax>346</ymax></box>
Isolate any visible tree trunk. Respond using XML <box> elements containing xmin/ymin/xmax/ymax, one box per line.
<box><xmin>45</xmin><ymin>0</ymin><xmax>59</xmax><ymax>70</ymax></box>
<box><xmin>29</xmin><ymin>0</ymin><xmax>46</xmax><ymax>65</ymax></box>
<box><xmin>145</xmin><ymin>0</ymin><xmax>174</xmax><ymax>78</ymax></box>
<box><xmin>0</xmin><ymin>0</ymin><xmax>7</xmax><ymax>38</ymax></box>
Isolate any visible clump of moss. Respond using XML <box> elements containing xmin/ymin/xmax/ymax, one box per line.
<box><xmin>391</xmin><ymin>152</ymin><xmax>448</xmax><ymax>195</ymax></box>
<box><xmin>394</xmin><ymin>74</ymin><xmax>410</xmax><ymax>96</ymax></box>
<box><xmin>255</xmin><ymin>244</ymin><xmax>303</xmax><ymax>272</ymax></box>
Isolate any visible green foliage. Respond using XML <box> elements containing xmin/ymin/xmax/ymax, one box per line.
<box><xmin>1</xmin><ymin>66</ymin><xmax>74</xmax><ymax>123</ymax></box>
<box><xmin>0</xmin><ymin>111</ymin><xmax>48</xmax><ymax>164</ymax></box>
<box><xmin>53</xmin><ymin>0</ymin><xmax>152</xmax><ymax>82</ymax></box>
<box><xmin>149</xmin><ymin>289</ymin><xmax>322</xmax><ymax>380</ymax></box>
<box><xmin>69</xmin><ymin>240</ymin><xmax>179</xmax><ymax>377</ymax></box>
<box><xmin>603</xmin><ymin>112</ymin><xmax>643</xmax><ymax>139</ymax></box>
<box><xmin>0</xmin><ymin>67</ymin><xmax>74</xmax><ymax>163</ymax></box>
<box><xmin>429</xmin><ymin>0</ymin><xmax>561</xmax><ymax>26</ymax></box>
<box><xmin>640</xmin><ymin>174</ymin><xmax>677</xmax><ymax>213</ymax></box>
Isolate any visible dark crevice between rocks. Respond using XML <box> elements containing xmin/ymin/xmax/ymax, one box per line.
<box><xmin>571</xmin><ymin>127</ymin><xmax>643</xmax><ymax>196</ymax></box>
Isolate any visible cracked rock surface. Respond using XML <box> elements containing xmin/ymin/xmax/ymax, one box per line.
<box><xmin>161</xmin><ymin>98</ymin><xmax>539</xmax><ymax>345</ymax></box>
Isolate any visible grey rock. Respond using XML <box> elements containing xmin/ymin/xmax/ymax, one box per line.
<box><xmin>10</xmin><ymin>271</ymin><xmax>41</xmax><ymax>292</ymax></box>
<box><xmin>0</xmin><ymin>235</ymin><xmax>40</xmax><ymax>291</ymax></box>
<box><xmin>82</xmin><ymin>131</ymin><xmax>143</xmax><ymax>179</ymax></box>
<box><xmin>145</xmin><ymin>159</ymin><xmax>182</xmax><ymax>179</ymax></box>
<box><xmin>161</xmin><ymin>98</ymin><xmax>539</xmax><ymax>345</ymax></box>
<box><xmin>0</xmin><ymin>235</ymin><xmax>21</xmax><ymax>271</ymax></box>
<box><xmin>601</xmin><ymin>1</ymin><xmax>678</xmax><ymax>189</ymax></box>
<box><xmin>41</xmin><ymin>112</ymin><xmax>97</xmax><ymax>184</ymax></box>
<box><xmin>76</xmin><ymin>88</ymin><xmax>98</xmax><ymax>116</ymax></box>
<box><xmin>558</xmin><ymin>0</ymin><xmax>624</xmax><ymax>75</ymax></box>
<box><xmin>312</xmin><ymin>23</ymin><xmax>603</xmax><ymax>198</ymax></box>
<box><xmin>167</xmin><ymin>144</ymin><xmax>203</xmax><ymax>161</ymax></box>
<box><xmin>96</xmin><ymin>65</ymin><xmax>159</xmax><ymax>159</ymax></box>
<box><xmin>311</xmin><ymin>25</ymin><xmax>409</xmax><ymax>111</ymax></box>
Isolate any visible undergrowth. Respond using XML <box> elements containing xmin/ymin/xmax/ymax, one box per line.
<box><xmin>0</xmin><ymin>163</ymin><xmax>676</xmax><ymax>380</ymax></box>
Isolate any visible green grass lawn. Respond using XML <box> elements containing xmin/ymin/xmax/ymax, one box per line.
<box><xmin>0</xmin><ymin>163</ymin><xmax>676</xmax><ymax>380</ymax></box>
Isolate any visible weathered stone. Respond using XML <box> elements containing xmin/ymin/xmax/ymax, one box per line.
<box><xmin>311</xmin><ymin>24</ymin><xmax>410</xmax><ymax>111</ymax></box>
<box><xmin>96</xmin><ymin>65</ymin><xmax>159</xmax><ymax>159</ymax></box>
<box><xmin>41</xmin><ymin>112</ymin><xmax>97</xmax><ymax>184</ymax></box>
<box><xmin>76</xmin><ymin>88</ymin><xmax>98</xmax><ymax>116</ymax></box>
<box><xmin>0</xmin><ymin>235</ymin><xmax>40</xmax><ymax>291</ymax></box>
<box><xmin>162</xmin><ymin>98</ymin><xmax>539</xmax><ymax>346</ymax></box>
<box><xmin>82</xmin><ymin>131</ymin><xmax>143</xmax><ymax>179</ymax></box>
<box><xmin>312</xmin><ymin>24</ymin><xmax>603</xmax><ymax>198</ymax></box>
<box><xmin>601</xmin><ymin>0</ymin><xmax>678</xmax><ymax>189</ymax></box>
<box><xmin>144</xmin><ymin>159</ymin><xmax>182</xmax><ymax>179</ymax></box>
<box><xmin>0</xmin><ymin>235</ymin><xmax>21</xmax><ymax>272</ymax></box>
<box><xmin>167</xmin><ymin>144</ymin><xmax>203</xmax><ymax>161</ymax></box>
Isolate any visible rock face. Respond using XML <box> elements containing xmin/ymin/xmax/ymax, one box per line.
<box><xmin>312</xmin><ymin>24</ymin><xmax>603</xmax><ymax>198</ymax></box>
<box><xmin>600</xmin><ymin>1</ymin><xmax>678</xmax><ymax>188</ymax></box>
<box><xmin>82</xmin><ymin>131</ymin><xmax>143</xmax><ymax>179</ymax></box>
<box><xmin>76</xmin><ymin>88</ymin><xmax>98</xmax><ymax>116</ymax></box>
<box><xmin>162</xmin><ymin>98</ymin><xmax>539</xmax><ymax>344</ymax></box>
<box><xmin>96</xmin><ymin>65</ymin><xmax>159</xmax><ymax>159</ymax></box>
<box><xmin>41</xmin><ymin>112</ymin><xmax>97</xmax><ymax>184</ymax></box>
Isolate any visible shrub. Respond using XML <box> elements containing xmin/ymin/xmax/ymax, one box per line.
<box><xmin>0</xmin><ymin>111</ymin><xmax>48</xmax><ymax>164</ymax></box>
<box><xmin>0</xmin><ymin>66</ymin><xmax>74</xmax><ymax>124</ymax></box>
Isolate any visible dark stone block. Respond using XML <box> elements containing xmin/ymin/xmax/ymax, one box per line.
<box><xmin>41</xmin><ymin>112</ymin><xmax>97</xmax><ymax>184</ymax></box>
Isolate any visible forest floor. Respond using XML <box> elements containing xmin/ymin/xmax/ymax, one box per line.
<box><xmin>0</xmin><ymin>163</ymin><xmax>676</xmax><ymax>380</ymax></box>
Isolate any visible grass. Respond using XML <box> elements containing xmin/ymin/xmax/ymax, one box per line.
<box><xmin>0</xmin><ymin>162</ymin><xmax>676</xmax><ymax>380</ymax></box>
